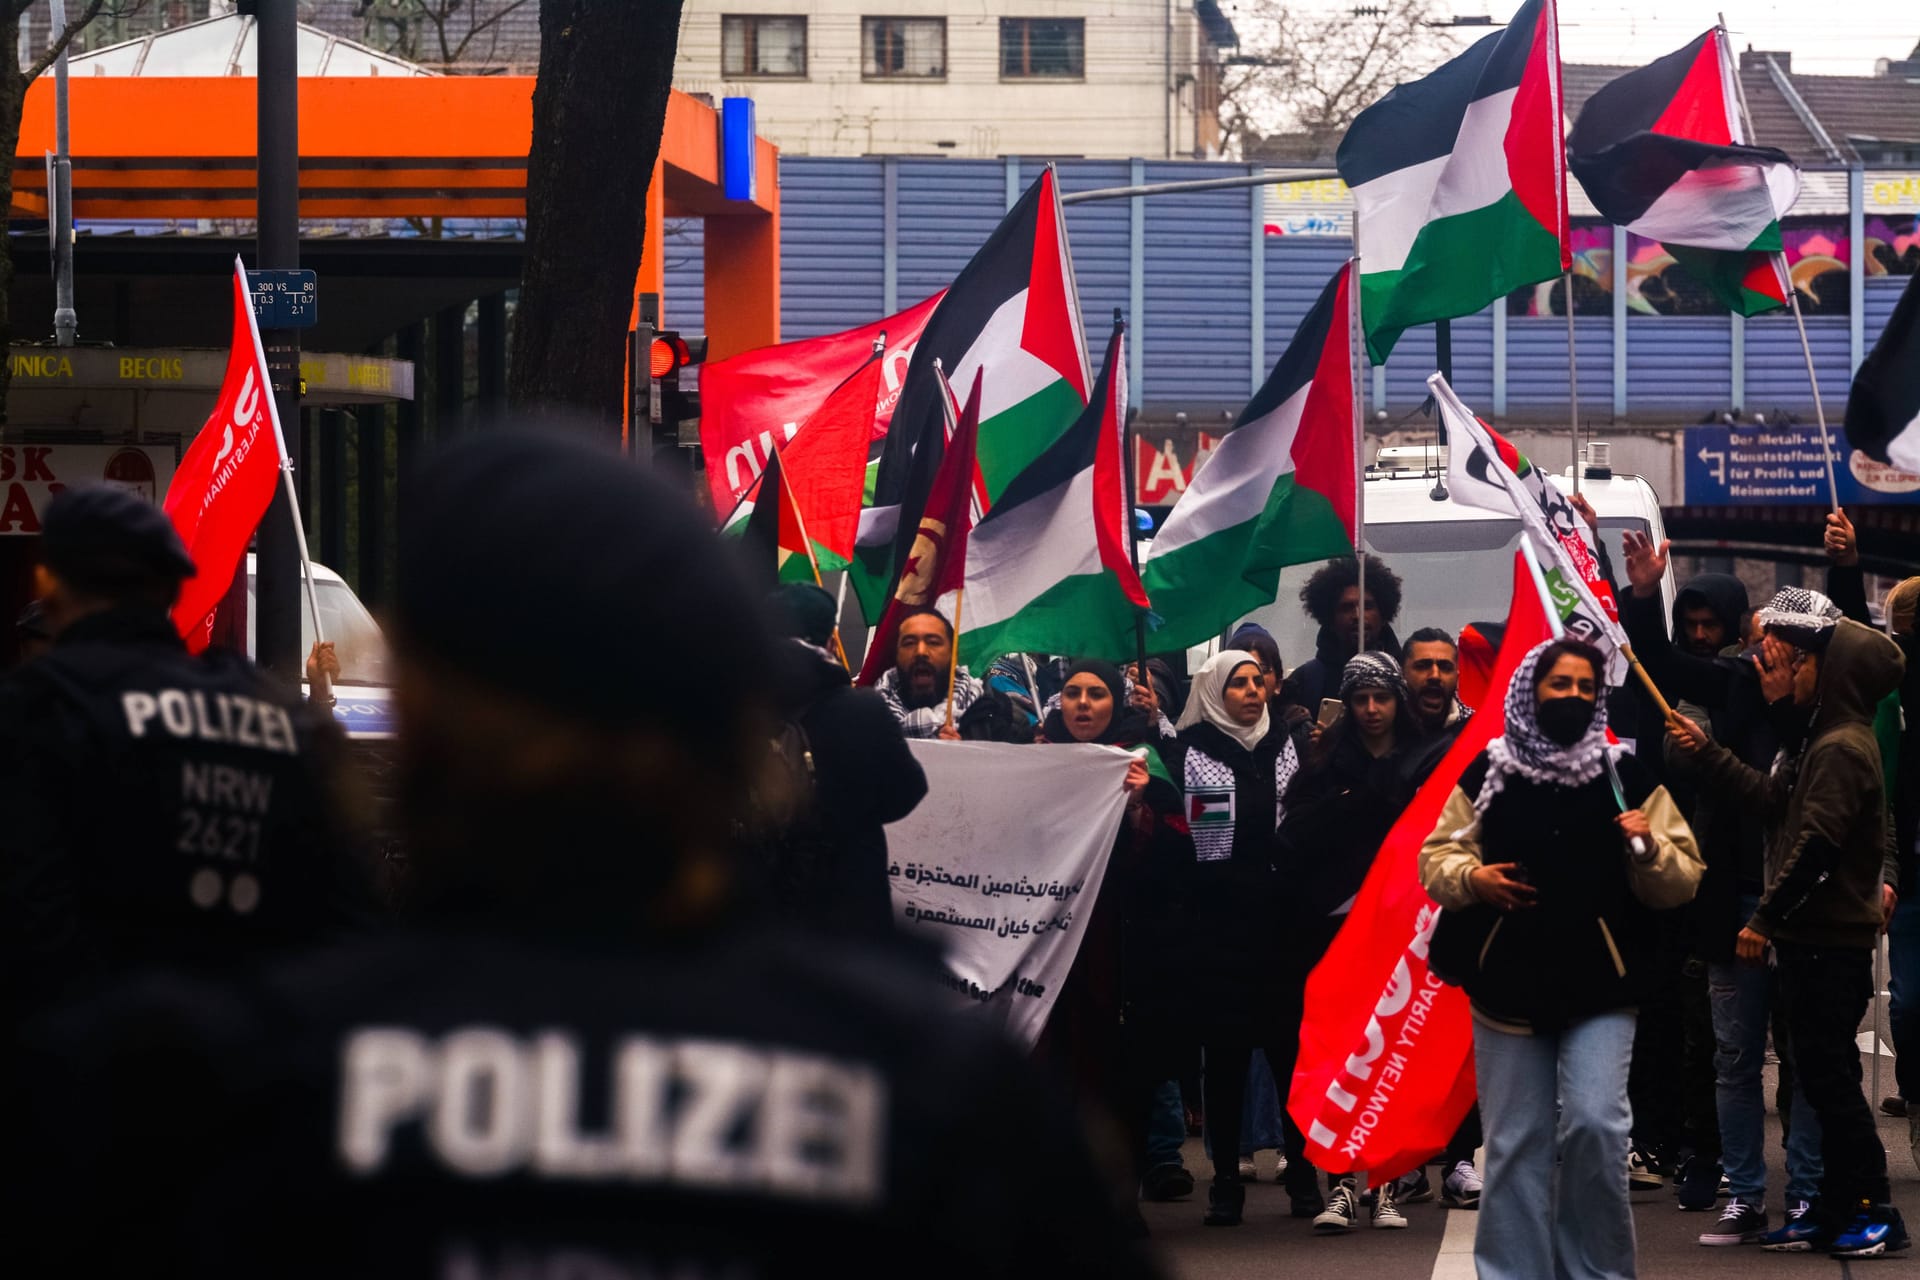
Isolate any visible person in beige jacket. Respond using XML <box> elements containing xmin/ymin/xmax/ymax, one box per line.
<box><xmin>1420</xmin><ymin>637</ymin><xmax>1702</xmax><ymax>1280</ymax></box>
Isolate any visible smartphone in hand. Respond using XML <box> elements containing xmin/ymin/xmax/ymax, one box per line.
<box><xmin>1318</xmin><ymin>698</ymin><xmax>1344</xmax><ymax>728</ymax></box>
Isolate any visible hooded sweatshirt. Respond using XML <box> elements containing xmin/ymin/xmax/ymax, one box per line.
<box><xmin>1690</xmin><ymin>618</ymin><xmax>1906</xmax><ymax>949</ymax></box>
<box><xmin>1282</xmin><ymin>623</ymin><xmax>1404</xmax><ymax>713</ymax></box>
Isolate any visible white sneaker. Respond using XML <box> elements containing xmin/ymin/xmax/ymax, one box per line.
<box><xmin>1442</xmin><ymin>1160</ymin><xmax>1483</xmax><ymax>1209</ymax></box>
<box><xmin>1237</xmin><ymin>1155</ymin><xmax>1258</xmax><ymax>1181</ymax></box>
<box><xmin>1273</xmin><ymin>1151</ymin><xmax>1289</xmax><ymax>1181</ymax></box>
<box><xmin>1628</xmin><ymin>1147</ymin><xmax>1665</xmax><ymax>1190</ymax></box>
<box><xmin>1314</xmin><ymin>1180</ymin><xmax>1360</xmax><ymax>1233</ymax></box>
<box><xmin>1373</xmin><ymin>1179</ymin><xmax>1408</xmax><ymax>1229</ymax></box>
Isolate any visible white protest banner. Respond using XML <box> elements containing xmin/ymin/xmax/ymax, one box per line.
<box><xmin>885</xmin><ymin>739</ymin><xmax>1133</xmax><ymax>1048</ymax></box>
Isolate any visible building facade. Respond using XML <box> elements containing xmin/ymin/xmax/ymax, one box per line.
<box><xmin>669</xmin><ymin>0</ymin><xmax>1237</xmax><ymax>158</ymax></box>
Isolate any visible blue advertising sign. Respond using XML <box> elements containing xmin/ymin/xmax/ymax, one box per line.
<box><xmin>721</xmin><ymin>97</ymin><xmax>756</xmax><ymax>202</ymax></box>
<box><xmin>1683</xmin><ymin>424</ymin><xmax>1920</xmax><ymax>505</ymax></box>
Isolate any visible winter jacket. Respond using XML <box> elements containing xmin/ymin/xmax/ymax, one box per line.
<box><xmin>1152</xmin><ymin>722</ymin><xmax>1289</xmax><ymax>1042</ymax></box>
<box><xmin>1419</xmin><ymin>750</ymin><xmax>1702</xmax><ymax>1033</ymax></box>
<box><xmin>766</xmin><ymin>641</ymin><xmax>927</xmax><ymax>936</ymax></box>
<box><xmin>1281</xmin><ymin>623</ymin><xmax>1403</xmax><ymax>714</ymax></box>
<box><xmin>1276</xmin><ymin>729</ymin><xmax>1419</xmax><ymax>951</ymax></box>
<box><xmin>1689</xmin><ymin>619</ymin><xmax>1906</xmax><ymax>950</ymax></box>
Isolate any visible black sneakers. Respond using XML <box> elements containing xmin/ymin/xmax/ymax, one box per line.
<box><xmin>1698</xmin><ymin>1197</ymin><xmax>1768</xmax><ymax>1246</ymax></box>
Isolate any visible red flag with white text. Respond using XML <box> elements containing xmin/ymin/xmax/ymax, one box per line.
<box><xmin>699</xmin><ymin>292</ymin><xmax>943</xmax><ymax>514</ymax></box>
<box><xmin>163</xmin><ymin>259</ymin><xmax>286</xmax><ymax>652</ymax></box>
<box><xmin>1287</xmin><ymin>551</ymin><xmax>1554</xmax><ymax>1181</ymax></box>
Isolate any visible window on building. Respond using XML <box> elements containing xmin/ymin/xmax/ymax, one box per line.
<box><xmin>722</xmin><ymin>15</ymin><xmax>808</xmax><ymax>78</ymax></box>
<box><xmin>1001</xmin><ymin>18</ymin><xmax>1085</xmax><ymax>79</ymax></box>
<box><xmin>863</xmin><ymin>17</ymin><xmax>946</xmax><ymax>79</ymax></box>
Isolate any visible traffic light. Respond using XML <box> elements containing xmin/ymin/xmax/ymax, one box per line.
<box><xmin>633</xmin><ymin>327</ymin><xmax>707</xmax><ymax>452</ymax></box>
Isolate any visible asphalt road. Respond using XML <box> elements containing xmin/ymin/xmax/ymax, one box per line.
<box><xmin>1143</xmin><ymin>1061</ymin><xmax>1918</xmax><ymax>1278</ymax></box>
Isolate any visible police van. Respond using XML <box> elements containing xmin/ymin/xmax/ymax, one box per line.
<box><xmin>242</xmin><ymin>553</ymin><xmax>394</xmax><ymax>740</ymax></box>
<box><xmin>1221</xmin><ymin>441</ymin><xmax>1677</xmax><ymax>665</ymax></box>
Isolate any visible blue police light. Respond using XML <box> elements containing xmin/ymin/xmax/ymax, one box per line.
<box><xmin>721</xmin><ymin>98</ymin><xmax>756</xmax><ymax>203</ymax></box>
<box><xmin>1133</xmin><ymin>508</ymin><xmax>1155</xmax><ymax>534</ymax></box>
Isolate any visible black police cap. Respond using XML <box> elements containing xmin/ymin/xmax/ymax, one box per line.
<box><xmin>41</xmin><ymin>484</ymin><xmax>196</xmax><ymax>587</ymax></box>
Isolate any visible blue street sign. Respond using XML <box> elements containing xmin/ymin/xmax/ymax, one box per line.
<box><xmin>246</xmin><ymin>268</ymin><xmax>318</xmax><ymax>329</ymax></box>
<box><xmin>1683</xmin><ymin>424</ymin><xmax>1920</xmax><ymax>505</ymax></box>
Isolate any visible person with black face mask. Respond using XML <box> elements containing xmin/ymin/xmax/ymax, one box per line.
<box><xmin>1421</xmin><ymin>638</ymin><xmax>1703</xmax><ymax>1280</ymax></box>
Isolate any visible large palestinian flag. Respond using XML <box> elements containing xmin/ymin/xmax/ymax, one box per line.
<box><xmin>1568</xmin><ymin>26</ymin><xmax>1796</xmax><ymax>316</ymax></box>
<box><xmin>1337</xmin><ymin>0</ymin><xmax>1568</xmax><ymax>363</ymax></box>
<box><xmin>1140</xmin><ymin>263</ymin><xmax>1358</xmax><ymax>650</ymax></box>
<box><xmin>958</xmin><ymin>324</ymin><xmax>1148</xmax><ymax>665</ymax></box>
<box><xmin>1846</xmin><ymin>271</ymin><xmax>1920</xmax><ymax>473</ymax></box>
<box><xmin>851</xmin><ymin>168</ymin><xmax>1091</xmax><ymax>621</ymax></box>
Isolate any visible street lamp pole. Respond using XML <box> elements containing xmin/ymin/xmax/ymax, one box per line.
<box><xmin>253</xmin><ymin>0</ymin><xmax>303</xmax><ymax>682</ymax></box>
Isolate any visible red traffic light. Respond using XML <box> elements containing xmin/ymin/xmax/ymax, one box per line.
<box><xmin>649</xmin><ymin>334</ymin><xmax>690</xmax><ymax>379</ymax></box>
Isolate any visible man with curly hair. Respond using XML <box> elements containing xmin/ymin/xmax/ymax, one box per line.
<box><xmin>1280</xmin><ymin>553</ymin><xmax>1404</xmax><ymax>712</ymax></box>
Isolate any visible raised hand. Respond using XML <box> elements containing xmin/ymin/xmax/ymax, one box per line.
<box><xmin>1620</xmin><ymin>530</ymin><xmax>1669</xmax><ymax>599</ymax></box>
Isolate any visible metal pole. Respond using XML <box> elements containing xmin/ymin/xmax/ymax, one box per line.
<box><xmin>1351</xmin><ymin>257</ymin><xmax>1366</xmax><ymax>658</ymax></box>
<box><xmin>1060</xmin><ymin>169</ymin><xmax>1340</xmax><ymax>205</ymax></box>
<box><xmin>1565</xmin><ymin>270</ymin><xmax>1580</xmax><ymax>493</ymax></box>
<box><xmin>253</xmin><ymin>0</ymin><xmax>305</xmax><ymax>683</ymax></box>
<box><xmin>1782</xmin><ymin>266</ymin><xmax>1843</xmax><ymax>512</ymax></box>
<box><xmin>49</xmin><ymin>0</ymin><xmax>75</xmax><ymax>346</ymax></box>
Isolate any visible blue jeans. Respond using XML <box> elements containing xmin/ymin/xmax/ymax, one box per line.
<box><xmin>1888</xmin><ymin>893</ymin><xmax>1920</xmax><ymax>1103</ymax></box>
<box><xmin>1147</xmin><ymin>1079</ymin><xmax>1187</xmax><ymax>1168</ymax></box>
<box><xmin>1475</xmin><ymin>1010</ymin><xmax>1638</xmax><ymax>1280</ymax></box>
<box><xmin>1710</xmin><ymin>942</ymin><xmax>1822</xmax><ymax>1203</ymax></box>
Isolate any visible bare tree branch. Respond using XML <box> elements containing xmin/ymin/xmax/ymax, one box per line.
<box><xmin>24</xmin><ymin>0</ymin><xmax>109</xmax><ymax>82</ymax></box>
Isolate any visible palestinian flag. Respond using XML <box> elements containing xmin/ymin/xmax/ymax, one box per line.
<box><xmin>851</xmin><ymin>167</ymin><xmax>1091</xmax><ymax>621</ymax></box>
<box><xmin>957</xmin><ymin>324</ymin><xmax>1149</xmax><ymax>666</ymax></box>
<box><xmin>1845</xmin><ymin>271</ymin><xmax>1920</xmax><ymax>474</ymax></box>
<box><xmin>1139</xmin><ymin>263</ymin><xmax>1358</xmax><ymax>650</ymax></box>
<box><xmin>855</xmin><ymin>369</ymin><xmax>983</xmax><ymax>687</ymax></box>
<box><xmin>722</xmin><ymin>348</ymin><xmax>884</xmax><ymax>574</ymax></box>
<box><xmin>1568</xmin><ymin>26</ymin><xmax>1796</xmax><ymax>316</ymax></box>
<box><xmin>738</xmin><ymin>447</ymin><xmax>818</xmax><ymax>588</ymax></box>
<box><xmin>1337</xmin><ymin>0</ymin><xmax>1569</xmax><ymax>363</ymax></box>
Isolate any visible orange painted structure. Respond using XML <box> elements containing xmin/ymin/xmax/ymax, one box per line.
<box><xmin>10</xmin><ymin>79</ymin><xmax>780</xmax><ymax>359</ymax></box>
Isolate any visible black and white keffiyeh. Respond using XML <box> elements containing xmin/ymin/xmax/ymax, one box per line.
<box><xmin>1339</xmin><ymin>650</ymin><xmax>1411</xmax><ymax>705</ymax></box>
<box><xmin>877</xmin><ymin>665</ymin><xmax>983</xmax><ymax>739</ymax></box>
<box><xmin>1754</xmin><ymin>587</ymin><xmax>1842</xmax><ymax>649</ymax></box>
<box><xmin>1470</xmin><ymin>639</ymin><xmax>1623</xmax><ymax>819</ymax></box>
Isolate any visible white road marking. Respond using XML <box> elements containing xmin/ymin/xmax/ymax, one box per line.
<box><xmin>1429</xmin><ymin>1148</ymin><xmax>1482</xmax><ymax>1280</ymax></box>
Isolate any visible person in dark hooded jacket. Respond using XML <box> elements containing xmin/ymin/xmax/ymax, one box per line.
<box><xmin>1672</xmin><ymin>612</ymin><xmax>1909</xmax><ymax>1255</ymax></box>
<box><xmin>766</xmin><ymin>584</ymin><xmax>928</xmax><ymax>937</ymax></box>
<box><xmin>1280</xmin><ymin>554</ymin><xmax>1404</xmax><ymax>712</ymax></box>
<box><xmin>1155</xmin><ymin>651</ymin><xmax>1300</xmax><ymax>1226</ymax></box>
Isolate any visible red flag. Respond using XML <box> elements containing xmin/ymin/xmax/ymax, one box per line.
<box><xmin>163</xmin><ymin>259</ymin><xmax>288</xmax><ymax>653</ymax></box>
<box><xmin>854</xmin><ymin>368</ymin><xmax>981</xmax><ymax>687</ymax></box>
<box><xmin>699</xmin><ymin>292</ymin><xmax>943</xmax><ymax>513</ymax></box>
<box><xmin>1287</xmin><ymin>551</ymin><xmax>1555</xmax><ymax>1181</ymax></box>
<box><xmin>728</xmin><ymin>348</ymin><xmax>884</xmax><ymax>574</ymax></box>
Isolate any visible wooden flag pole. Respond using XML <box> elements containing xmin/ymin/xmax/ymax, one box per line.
<box><xmin>944</xmin><ymin>588</ymin><xmax>966</xmax><ymax>729</ymax></box>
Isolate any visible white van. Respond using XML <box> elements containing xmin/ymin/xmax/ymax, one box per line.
<box><xmin>1207</xmin><ymin>444</ymin><xmax>1677</xmax><ymax>668</ymax></box>
<box><xmin>243</xmin><ymin>553</ymin><xmax>394</xmax><ymax>740</ymax></box>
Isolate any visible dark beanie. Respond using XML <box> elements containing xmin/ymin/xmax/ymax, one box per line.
<box><xmin>395</xmin><ymin>432</ymin><xmax>773</xmax><ymax>745</ymax></box>
<box><xmin>1065</xmin><ymin>658</ymin><xmax>1124</xmax><ymax>701</ymax></box>
<box><xmin>769</xmin><ymin>582</ymin><xmax>838</xmax><ymax>647</ymax></box>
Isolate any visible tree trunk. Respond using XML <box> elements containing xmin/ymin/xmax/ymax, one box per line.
<box><xmin>509</xmin><ymin>0</ymin><xmax>685</xmax><ymax>432</ymax></box>
<box><xmin>0</xmin><ymin>22</ymin><xmax>29</xmax><ymax>423</ymax></box>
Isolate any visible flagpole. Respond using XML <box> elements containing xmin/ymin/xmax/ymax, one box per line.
<box><xmin>1566</xmin><ymin>270</ymin><xmax>1581</xmax><ymax>494</ymax></box>
<box><xmin>233</xmin><ymin>255</ymin><xmax>324</xmax><ymax>648</ymax></box>
<box><xmin>1781</xmin><ymin>262</ymin><xmax>1843</xmax><ymax>512</ymax></box>
<box><xmin>1717</xmin><ymin>17</ymin><xmax>1841</xmax><ymax>512</ymax></box>
<box><xmin>779</xmin><ymin>455</ymin><xmax>850</xmax><ymax>671</ymax></box>
<box><xmin>945</xmin><ymin>588</ymin><xmax>965</xmax><ymax>730</ymax></box>
<box><xmin>1350</xmin><ymin>257</ymin><xmax>1367</xmax><ymax>658</ymax></box>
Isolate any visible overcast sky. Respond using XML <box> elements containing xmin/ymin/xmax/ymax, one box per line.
<box><xmin>1272</xmin><ymin>1</ymin><xmax>1919</xmax><ymax>76</ymax></box>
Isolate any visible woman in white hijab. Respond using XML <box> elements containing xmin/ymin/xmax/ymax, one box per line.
<box><xmin>1162</xmin><ymin>650</ymin><xmax>1325</xmax><ymax>1224</ymax></box>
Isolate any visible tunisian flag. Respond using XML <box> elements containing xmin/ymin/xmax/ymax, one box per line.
<box><xmin>163</xmin><ymin>258</ymin><xmax>289</xmax><ymax>652</ymax></box>
<box><xmin>699</xmin><ymin>291</ymin><xmax>943</xmax><ymax>514</ymax></box>
<box><xmin>1287</xmin><ymin>551</ymin><xmax>1553</xmax><ymax>1181</ymax></box>
<box><xmin>854</xmin><ymin>368</ymin><xmax>980</xmax><ymax>688</ymax></box>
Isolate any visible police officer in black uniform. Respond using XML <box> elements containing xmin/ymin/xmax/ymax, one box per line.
<box><xmin>0</xmin><ymin>485</ymin><xmax>367</xmax><ymax>1026</ymax></box>
<box><xmin>12</xmin><ymin>435</ymin><xmax>1157</xmax><ymax>1280</ymax></box>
